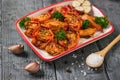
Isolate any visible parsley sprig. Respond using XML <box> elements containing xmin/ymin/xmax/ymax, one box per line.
<box><xmin>94</xmin><ymin>17</ymin><xmax>109</xmax><ymax>28</ymax></box>
<box><xmin>52</xmin><ymin>11</ymin><xmax>64</xmax><ymax>21</ymax></box>
<box><xmin>55</xmin><ymin>29</ymin><xmax>66</xmax><ymax>40</ymax></box>
<box><xmin>82</xmin><ymin>20</ymin><xmax>91</xmax><ymax>29</ymax></box>
<box><xmin>19</xmin><ymin>17</ymin><xmax>30</xmax><ymax>29</ymax></box>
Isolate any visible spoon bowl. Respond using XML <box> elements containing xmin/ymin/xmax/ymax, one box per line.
<box><xmin>86</xmin><ymin>34</ymin><xmax>120</xmax><ymax>68</ymax></box>
<box><xmin>86</xmin><ymin>53</ymin><xmax>104</xmax><ymax>68</ymax></box>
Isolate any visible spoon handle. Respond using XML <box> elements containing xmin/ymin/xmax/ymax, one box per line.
<box><xmin>100</xmin><ymin>34</ymin><xmax>120</xmax><ymax>57</ymax></box>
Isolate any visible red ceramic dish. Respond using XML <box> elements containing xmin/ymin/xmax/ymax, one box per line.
<box><xmin>15</xmin><ymin>0</ymin><xmax>114</xmax><ymax>61</ymax></box>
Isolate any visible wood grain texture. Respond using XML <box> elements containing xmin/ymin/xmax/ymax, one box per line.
<box><xmin>53</xmin><ymin>0</ymin><xmax>106</xmax><ymax>80</ymax></box>
<box><xmin>92</xmin><ymin>0</ymin><xmax>120</xmax><ymax>80</ymax></box>
<box><xmin>1</xmin><ymin>0</ymin><xmax>56</xmax><ymax>80</ymax></box>
<box><xmin>54</xmin><ymin>43</ymin><xmax>106</xmax><ymax>80</ymax></box>
<box><xmin>42</xmin><ymin>0</ymin><xmax>57</xmax><ymax>7</ymax></box>
<box><xmin>1</xmin><ymin>0</ymin><xmax>120</xmax><ymax>80</ymax></box>
<box><xmin>0</xmin><ymin>0</ymin><xmax>2</xmax><ymax>79</ymax></box>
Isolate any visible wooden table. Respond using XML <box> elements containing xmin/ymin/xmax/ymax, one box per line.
<box><xmin>0</xmin><ymin>0</ymin><xmax>120</xmax><ymax>80</ymax></box>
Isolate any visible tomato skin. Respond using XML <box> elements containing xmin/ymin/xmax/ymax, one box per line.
<box><xmin>31</xmin><ymin>13</ymin><xmax>51</xmax><ymax>23</ymax></box>
<box><xmin>32</xmin><ymin>26</ymin><xmax>41</xmax><ymax>37</ymax></box>
<box><xmin>35</xmin><ymin>28</ymin><xmax>54</xmax><ymax>42</ymax></box>
<box><xmin>31</xmin><ymin>38</ymin><xmax>51</xmax><ymax>49</ymax></box>
<box><xmin>58</xmin><ymin>40</ymin><xmax>68</xmax><ymax>49</ymax></box>
<box><xmin>45</xmin><ymin>42</ymin><xmax>65</xmax><ymax>56</ymax></box>
<box><xmin>72</xmin><ymin>10</ymin><xmax>79</xmax><ymax>16</ymax></box>
<box><xmin>69</xmin><ymin>20</ymin><xmax>82</xmax><ymax>32</ymax></box>
<box><xmin>66</xmin><ymin>31</ymin><xmax>80</xmax><ymax>49</ymax></box>
<box><xmin>61</xmin><ymin>6</ymin><xmax>71</xmax><ymax>15</ymax></box>
<box><xmin>48</xmin><ymin>8</ymin><xmax>56</xmax><ymax>14</ymax></box>
<box><xmin>31</xmin><ymin>28</ymin><xmax>54</xmax><ymax>49</ymax></box>
<box><xmin>24</xmin><ymin>29</ymin><xmax>33</xmax><ymax>38</ymax></box>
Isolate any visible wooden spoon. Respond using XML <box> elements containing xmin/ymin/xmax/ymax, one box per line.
<box><xmin>86</xmin><ymin>34</ymin><xmax>120</xmax><ymax>68</ymax></box>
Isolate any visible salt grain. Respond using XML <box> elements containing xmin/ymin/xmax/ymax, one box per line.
<box><xmin>83</xmin><ymin>71</ymin><xmax>87</xmax><ymax>76</ymax></box>
<box><xmin>78</xmin><ymin>65</ymin><xmax>81</xmax><ymax>68</ymax></box>
<box><xmin>72</xmin><ymin>54</ymin><xmax>77</xmax><ymax>58</ymax></box>
<box><xmin>71</xmin><ymin>63</ymin><xmax>74</xmax><ymax>65</ymax></box>
<box><xmin>75</xmin><ymin>77</ymin><xmax>78</xmax><ymax>80</ymax></box>
<box><xmin>90</xmin><ymin>69</ymin><xmax>93</xmax><ymax>71</ymax></box>
<box><xmin>87</xmin><ymin>67</ymin><xmax>91</xmax><ymax>70</ymax></box>
<box><xmin>86</xmin><ymin>53</ymin><xmax>104</xmax><ymax>67</ymax></box>
<box><xmin>81</xmin><ymin>70</ymin><xmax>84</xmax><ymax>73</ymax></box>
<box><xmin>65</xmin><ymin>67</ymin><xmax>72</xmax><ymax>73</ymax></box>
<box><xmin>81</xmin><ymin>63</ymin><xmax>84</xmax><ymax>66</ymax></box>
<box><xmin>82</xmin><ymin>57</ymin><xmax>84</xmax><ymax>60</ymax></box>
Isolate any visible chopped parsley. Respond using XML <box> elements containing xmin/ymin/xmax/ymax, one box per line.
<box><xmin>94</xmin><ymin>17</ymin><xmax>109</xmax><ymax>28</ymax></box>
<box><xmin>52</xmin><ymin>11</ymin><xmax>64</xmax><ymax>21</ymax></box>
<box><xmin>19</xmin><ymin>17</ymin><xmax>30</xmax><ymax>29</ymax></box>
<box><xmin>82</xmin><ymin>20</ymin><xmax>91</xmax><ymax>29</ymax></box>
<box><xmin>55</xmin><ymin>29</ymin><xmax>66</xmax><ymax>40</ymax></box>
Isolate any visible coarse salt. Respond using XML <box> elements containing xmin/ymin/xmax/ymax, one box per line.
<box><xmin>78</xmin><ymin>65</ymin><xmax>81</xmax><ymax>68</ymax></box>
<box><xmin>86</xmin><ymin>53</ymin><xmax>104</xmax><ymax>67</ymax></box>
<box><xmin>75</xmin><ymin>77</ymin><xmax>78</xmax><ymax>80</ymax></box>
<box><xmin>81</xmin><ymin>70</ymin><xmax>84</xmax><ymax>73</ymax></box>
<box><xmin>72</xmin><ymin>54</ymin><xmax>77</xmax><ymax>58</ymax></box>
<box><xmin>83</xmin><ymin>71</ymin><xmax>87</xmax><ymax>76</ymax></box>
<box><xmin>71</xmin><ymin>63</ymin><xmax>74</xmax><ymax>65</ymax></box>
<box><xmin>81</xmin><ymin>63</ymin><xmax>84</xmax><ymax>66</ymax></box>
<box><xmin>87</xmin><ymin>67</ymin><xmax>91</xmax><ymax>70</ymax></box>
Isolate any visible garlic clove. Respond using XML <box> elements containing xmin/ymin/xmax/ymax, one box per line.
<box><xmin>75</xmin><ymin>6</ymin><xmax>84</xmax><ymax>12</ymax></box>
<box><xmin>82</xmin><ymin>5</ymin><xmax>92</xmax><ymax>13</ymax></box>
<box><xmin>72</xmin><ymin>1</ymin><xmax>81</xmax><ymax>7</ymax></box>
<box><xmin>8</xmin><ymin>44</ymin><xmax>24</xmax><ymax>54</ymax></box>
<box><xmin>24</xmin><ymin>61</ymin><xmax>40</xmax><ymax>73</ymax></box>
<box><xmin>82</xmin><ymin>0</ymin><xmax>91</xmax><ymax>6</ymax></box>
<box><xmin>77</xmin><ymin>0</ymin><xmax>85</xmax><ymax>4</ymax></box>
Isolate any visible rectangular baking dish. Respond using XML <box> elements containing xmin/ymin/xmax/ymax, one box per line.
<box><xmin>15</xmin><ymin>0</ymin><xmax>114</xmax><ymax>61</ymax></box>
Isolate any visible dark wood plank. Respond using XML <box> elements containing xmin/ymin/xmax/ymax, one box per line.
<box><xmin>0</xmin><ymin>0</ymin><xmax>2</xmax><ymax>79</ymax></box>
<box><xmin>81</xmin><ymin>43</ymin><xmax>107</xmax><ymax>80</ymax></box>
<box><xmin>54</xmin><ymin>49</ymin><xmax>83</xmax><ymax>80</ymax></box>
<box><xmin>53</xmin><ymin>0</ymin><xmax>106</xmax><ymax>80</ymax></box>
<box><xmin>1</xmin><ymin>0</ymin><xmax>120</xmax><ymax>80</ymax></box>
<box><xmin>54</xmin><ymin>43</ymin><xmax>106</xmax><ymax>80</ymax></box>
<box><xmin>35</xmin><ymin>0</ymin><xmax>43</xmax><ymax>9</ymax></box>
<box><xmin>92</xmin><ymin>0</ymin><xmax>120</xmax><ymax>80</ymax></box>
<box><xmin>1</xmin><ymin>0</ymin><xmax>56</xmax><ymax>80</ymax></box>
<box><xmin>0</xmin><ymin>44</ymin><xmax>1</xmax><ymax>80</ymax></box>
<box><xmin>42</xmin><ymin>0</ymin><xmax>56</xmax><ymax>7</ymax></box>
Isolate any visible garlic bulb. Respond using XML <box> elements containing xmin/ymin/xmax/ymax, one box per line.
<box><xmin>8</xmin><ymin>44</ymin><xmax>24</xmax><ymax>54</ymax></box>
<box><xmin>72</xmin><ymin>0</ymin><xmax>92</xmax><ymax>13</ymax></box>
<box><xmin>24</xmin><ymin>61</ymin><xmax>40</xmax><ymax>73</ymax></box>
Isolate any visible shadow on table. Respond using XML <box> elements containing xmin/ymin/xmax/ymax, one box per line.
<box><xmin>52</xmin><ymin>47</ymin><xmax>104</xmax><ymax>74</ymax></box>
<box><xmin>14</xmin><ymin>51</ymin><xmax>28</xmax><ymax>58</ymax></box>
<box><xmin>29</xmin><ymin>70</ymin><xmax>44</xmax><ymax>78</ymax></box>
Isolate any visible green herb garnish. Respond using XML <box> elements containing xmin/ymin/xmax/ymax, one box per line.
<box><xmin>94</xmin><ymin>17</ymin><xmax>109</xmax><ymax>28</ymax></box>
<box><xmin>82</xmin><ymin>20</ymin><xmax>91</xmax><ymax>29</ymax></box>
<box><xmin>52</xmin><ymin>11</ymin><xmax>64</xmax><ymax>21</ymax></box>
<box><xmin>19</xmin><ymin>17</ymin><xmax>30</xmax><ymax>29</ymax></box>
<box><xmin>55</xmin><ymin>29</ymin><xmax>66</xmax><ymax>40</ymax></box>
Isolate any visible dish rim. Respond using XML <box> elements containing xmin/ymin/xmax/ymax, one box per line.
<box><xmin>14</xmin><ymin>0</ymin><xmax>114</xmax><ymax>61</ymax></box>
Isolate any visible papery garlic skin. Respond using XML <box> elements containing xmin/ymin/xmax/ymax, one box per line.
<box><xmin>24</xmin><ymin>61</ymin><xmax>40</xmax><ymax>73</ymax></box>
<box><xmin>8</xmin><ymin>44</ymin><xmax>24</xmax><ymax>54</ymax></box>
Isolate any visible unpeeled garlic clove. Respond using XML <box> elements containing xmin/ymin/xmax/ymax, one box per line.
<box><xmin>24</xmin><ymin>61</ymin><xmax>40</xmax><ymax>73</ymax></box>
<box><xmin>8</xmin><ymin>44</ymin><xmax>24</xmax><ymax>54</ymax></box>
